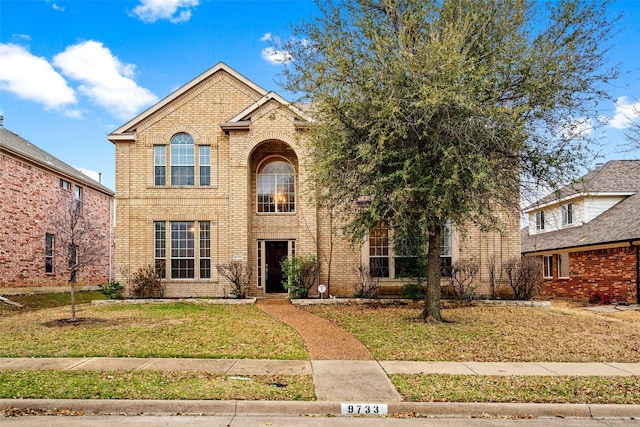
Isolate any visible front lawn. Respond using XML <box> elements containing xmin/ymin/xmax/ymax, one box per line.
<box><xmin>0</xmin><ymin>301</ymin><xmax>308</xmax><ymax>360</ymax></box>
<box><xmin>302</xmin><ymin>303</ymin><xmax>640</xmax><ymax>362</ymax></box>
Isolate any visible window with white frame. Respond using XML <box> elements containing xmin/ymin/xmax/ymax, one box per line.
<box><xmin>369</xmin><ymin>223</ymin><xmax>390</xmax><ymax>278</ymax></box>
<box><xmin>440</xmin><ymin>222</ymin><xmax>452</xmax><ymax>277</ymax></box>
<box><xmin>45</xmin><ymin>233</ymin><xmax>54</xmax><ymax>274</ymax></box>
<box><xmin>154</xmin><ymin>221</ymin><xmax>212</xmax><ymax>280</ymax></box>
<box><xmin>535</xmin><ymin>211</ymin><xmax>545</xmax><ymax>231</ymax></box>
<box><xmin>558</xmin><ymin>253</ymin><xmax>569</xmax><ymax>278</ymax></box>
<box><xmin>170</xmin><ymin>133</ymin><xmax>195</xmax><ymax>186</ymax></box>
<box><xmin>542</xmin><ymin>255</ymin><xmax>553</xmax><ymax>278</ymax></box>
<box><xmin>74</xmin><ymin>185</ymin><xmax>83</xmax><ymax>213</ymax></box>
<box><xmin>562</xmin><ymin>203</ymin><xmax>573</xmax><ymax>226</ymax></box>
<box><xmin>154</xmin><ymin>145</ymin><xmax>166</xmax><ymax>186</ymax></box>
<box><xmin>257</xmin><ymin>159</ymin><xmax>295</xmax><ymax>213</ymax></box>
<box><xmin>199</xmin><ymin>146</ymin><xmax>211</xmax><ymax>186</ymax></box>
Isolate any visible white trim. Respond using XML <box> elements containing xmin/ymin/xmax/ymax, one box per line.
<box><xmin>523</xmin><ymin>192</ymin><xmax>635</xmax><ymax>213</ymax></box>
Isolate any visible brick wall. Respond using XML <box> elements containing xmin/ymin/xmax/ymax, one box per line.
<box><xmin>539</xmin><ymin>246</ymin><xmax>638</xmax><ymax>303</ymax></box>
<box><xmin>0</xmin><ymin>152</ymin><xmax>114</xmax><ymax>290</ymax></box>
<box><xmin>112</xmin><ymin>66</ymin><xmax>522</xmax><ymax>298</ymax></box>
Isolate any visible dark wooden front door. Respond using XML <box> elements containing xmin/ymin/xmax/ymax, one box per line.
<box><xmin>265</xmin><ymin>241</ymin><xmax>288</xmax><ymax>293</ymax></box>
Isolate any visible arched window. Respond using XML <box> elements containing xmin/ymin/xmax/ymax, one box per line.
<box><xmin>170</xmin><ymin>133</ymin><xmax>194</xmax><ymax>186</ymax></box>
<box><xmin>257</xmin><ymin>159</ymin><xmax>295</xmax><ymax>213</ymax></box>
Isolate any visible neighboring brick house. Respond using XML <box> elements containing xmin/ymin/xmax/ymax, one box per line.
<box><xmin>0</xmin><ymin>118</ymin><xmax>115</xmax><ymax>293</ymax></box>
<box><xmin>107</xmin><ymin>63</ymin><xmax>521</xmax><ymax>298</ymax></box>
<box><xmin>521</xmin><ymin>160</ymin><xmax>640</xmax><ymax>303</ymax></box>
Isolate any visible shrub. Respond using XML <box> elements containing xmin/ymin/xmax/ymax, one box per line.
<box><xmin>352</xmin><ymin>265</ymin><xmax>381</xmax><ymax>298</ymax></box>
<box><xmin>130</xmin><ymin>265</ymin><xmax>166</xmax><ymax>298</ymax></box>
<box><xmin>402</xmin><ymin>281</ymin><xmax>425</xmax><ymax>301</ymax></box>
<box><xmin>97</xmin><ymin>281</ymin><xmax>123</xmax><ymax>299</ymax></box>
<box><xmin>504</xmin><ymin>256</ymin><xmax>543</xmax><ymax>300</ymax></box>
<box><xmin>281</xmin><ymin>255</ymin><xmax>321</xmax><ymax>299</ymax></box>
<box><xmin>447</xmin><ymin>259</ymin><xmax>479</xmax><ymax>303</ymax></box>
<box><xmin>589</xmin><ymin>291</ymin><xmax>611</xmax><ymax>305</ymax></box>
<box><xmin>216</xmin><ymin>261</ymin><xmax>253</xmax><ymax>298</ymax></box>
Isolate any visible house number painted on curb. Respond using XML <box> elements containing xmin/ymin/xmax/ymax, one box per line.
<box><xmin>341</xmin><ymin>403</ymin><xmax>388</xmax><ymax>415</ymax></box>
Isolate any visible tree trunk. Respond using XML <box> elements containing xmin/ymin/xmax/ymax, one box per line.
<box><xmin>422</xmin><ymin>224</ymin><xmax>443</xmax><ymax>322</ymax></box>
<box><xmin>70</xmin><ymin>271</ymin><xmax>77</xmax><ymax>321</ymax></box>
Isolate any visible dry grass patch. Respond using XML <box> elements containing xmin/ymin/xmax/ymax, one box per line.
<box><xmin>0</xmin><ymin>370</ymin><xmax>315</xmax><ymax>401</ymax></box>
<box><xmin>302</xmin><ymin>303</ymin><xmax>640</xmax><ymax>362</ymax></box>
<box><xmin>0</xmin><ymin>302</ymin><xmax>308</xmax><ymax>360</ymax></box>
<box><xmin>391</xmin><ymin>374</ymin><xmax>640</xmax><ymax>404</ymax></box>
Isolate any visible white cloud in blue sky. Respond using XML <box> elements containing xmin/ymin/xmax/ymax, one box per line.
<box><xmin>53</xmin><ymin>41</ymin><xmax>158</xmax><ymax>120</ymax></box>
<box><xmin>130</xmin><ymin>0</ymin><xmax>200</xmax><ymax>23</ymax></box>
<box><xmin>0</xmin><ymin>43</ymin><xmax>77</xmax><ymax>110</ymax></box>
<box><xmin>609</xmin><ymin>96</ymin><xmax>640</xmax><ymax>130</ymax></box>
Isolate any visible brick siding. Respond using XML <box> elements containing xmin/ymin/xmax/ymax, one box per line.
<box><xmin>0</xmin><ymin>152</ymin><xmax>114</xmax><ymax>289</ymax></box>
<box><xmin>539</xmin><ymin>246</ymin><xmax>638</xmax><ymax>303</ymax></box>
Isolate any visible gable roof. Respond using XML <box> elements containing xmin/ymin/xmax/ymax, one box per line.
<box><xmin>521</xmin><ymin>160</ymin><xmax>640</xmax><ymax>253</ymax></box>
<box><xmin>108</xmin><ymin>62</ymin><xmax>309</xmax><ymax>141</ymax></box>
<box><xmin>0</xmin><ymin>125</ymin><xmax>114</xmax><ymax>195</ymax></box>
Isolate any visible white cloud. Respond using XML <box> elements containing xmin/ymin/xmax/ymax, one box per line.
<box><xmin>261</xmin><ymin>33</ymin><xmax>274</xmax><ymax>42</ymax></box>
<box><xmin>130</xmin><ymin>0</ymin><xmax>199</xmax><ymax>23</ymax></box>
<box><xmin>608</xmin><ymin>96</ymin><xmax>640</xmax><ymax>129</ymax></box>
<box><xmin>0</xmin><ymin>43</ymin><xmax>77</xmax><ymax>110</ymax></box>
<box><xmin>560</xmin><ymin>117</ymin><xmax>593</xmax><ymax>140</ymax></box>
<box><xmin>51</xmin><ymin>3</ymin><xmax>65</xmax><ymax>11</ymax></box>
<box><xmin>261</xmin><ymin>47</ymin><xmax>293</xmax><ymax>64</ymax></box>
<box><xmin>75</xmin><ymin>167</ymin><xmax>101</xmax><ymax>183</ymax></box>
<box><xmin>53</xmin><ymin>41</ymin><xmax>158</xmax><ymax>120</ymax></box>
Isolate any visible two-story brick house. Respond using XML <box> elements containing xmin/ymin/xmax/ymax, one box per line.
<box><xmin>522</xmin><ymin>160</ymin><xmax>640</xmax><ymax>303</ymax></box>
<box><xmin>0</xmin><ymin>118</ymin><xmax>115</xmax><ymax>293</ymax></box>
<box><xmin>108</xmin><ymin>63</ymin><xmax>521</xmax><ymax>298</ymax></box>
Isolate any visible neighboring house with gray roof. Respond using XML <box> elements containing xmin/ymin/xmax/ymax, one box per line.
<box><xmin>521</xmin><ymin>160</ymin><xmax>640</xmax><ymax>303</ymax></box>
<box><xmin>0</xmin><ymin>118</ymin><xmax>115</xmax><ymax>293</ymax></box>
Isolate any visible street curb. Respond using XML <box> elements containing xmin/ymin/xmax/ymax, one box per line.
<box><xmin>2</xmin><ymin>399</ymin><xmax>639</xmax><ymax>419</ymax></box>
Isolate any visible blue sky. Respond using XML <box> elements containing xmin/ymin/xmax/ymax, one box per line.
<box><xmin>1</xmin><ymin>0</ymin><xmax>639</xmax><ymax>191</ymax></box>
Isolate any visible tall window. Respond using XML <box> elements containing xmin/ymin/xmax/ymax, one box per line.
<box><xmin>154</xmin><ymin>146</ymin><xmax>166</xmax><ymax>186</ymax></box>
<box><xmin>199</xmin><ymin>222</ymin><xmax>211</xmax><ymax>279</ymax></box>
<box><xmin>535</xmin><ymin>211</ymin><xmax>545</xmax><ymax>231</ymax></box>
<box><xmin>199</xmin><ymin>146</ymin><xmax>211</xmax><ymax>186</ymax></box>
<box><xmin>170</xmin><ymin>133</ymin><xmax>195</xmax><ymax>186</ymax></box>
<box><xmin>154</xmin><ymin>222</ymin><xmax>166</xmax><ymax>278</ymax></box>
<box><xmin>171</xmin><ymin>222</ymin><xmax>195</xmax><ymax>279</ymax></box>
<box><xmin>440</xmin><ymin>222</ymin><xmax>452</xmax><ymax>277</ymax></box>
<box><xmin>369</xmin><ymin>224</ymin><xmax>390</xmax><ymax>278</ymax></box>
<box><xmin>543</xmin><ymin>255</ymin><xmax>553</xmax><ymax>278</ymax></box>
<box><xmin>257</xmin><ymin>159</ymin><xmax>295</xmax><ymax>213</ymax></box>
<box><xmin>558</xmin><ymin>253</ymin><xmax>569</xmax><ymax>278</ymax></box>
<box><xmin>45</xmin><ymin>233</ymin><xmax>54</xmax><ymax>274</ymax></box>
<box><xmin>74</xmin><ymin>185</ymin><xmax>83</xmax><ymax>212</ymax></box>
<box><xmin>562</xmin><ymin>203</ymin><xmax>573</xmax><ymax>226</ymax></box>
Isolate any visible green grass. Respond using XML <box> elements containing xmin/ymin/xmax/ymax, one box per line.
<box><xmin>0</xmin><ymin>370</ymin><xmax>315</xmax><ymax>401</ymax></box>
<box><xmin>303</xmin><ymin>304</ymin><xmax>640</xmax><ymax>362</ymax></box>
<box><xmin>1</xmin><ymin>301</ymin><xmax>308</xmax><ymax>360</ymax></box>
<box><xmin>391</xmin><ymin>374</ymin><xmax>640</xmax><ymax>404</ymax></box>
<box><xmin>0</xmin><ymin>291</ymin><xmax>106</xmax><ymax>315</ymax></box>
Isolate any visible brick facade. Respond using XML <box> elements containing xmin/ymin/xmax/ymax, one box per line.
<box><xmin>0</xmin><ymin>138</ymin><xmax>114</xmax><ymax>292</ymax></box>
<box><xmin>538</xmin><ymin>246</ymin><xmax>639</xmax><ymax>303</ymax></box>
<box><xmin>109</xmin><ymin>63</ymin><xmax>521</xmax><ymax>298</ymax></box>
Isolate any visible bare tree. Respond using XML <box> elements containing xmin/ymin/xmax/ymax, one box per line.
<box><xmin>352</xmin><ymin>264</ymin><xmax>381</xmax><ymax>299</ymax></box>
<box><xmin>53</xmin><ymin>191</ymin><xmax>108</xmax><ymax>321</ymax></box>
<box><xmin>216</xmin><ymin>261</ymin><xmax>253</xmax><ymax>298</ymax></box>
<box><xmin>504</xmin><ymin>257</ymin><xmax>544</xmax><ymax>300</ymax></box>
<box><xmin>448</xmin><ymin>259</ymin><xmax>479</xmax><ymax>303</ymax></box>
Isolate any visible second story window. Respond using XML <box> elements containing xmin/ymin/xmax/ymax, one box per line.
<box><xmin>535</xmin><ymin>211</ymin><xmax>545</xmax><ymax>231</ymax></box>
<box><xmin>562</xmin><ymin>203</ymin><xmax>573</xmax><ymax>226</ymax></box>
<box><xmin>60</xmin><ymin>179</ymin><xmax>71</xmax><ymax>190</ymax></box>
<box><xmin>199</xmin><ymin>146</ymin><xmax>211</xmax><ymax>186</ymax></box>
<box><xmin>170</xmin><ymin>133</ymin><xmax>194</xmax><ymax>186</ymax></box>
<box><xmin>257</xmin><ymin>159</ymin><xmax>295</xmax><ymax>213</ymax></box>
<box><xmin>74</xmin><ymin>185</ymin><xmax>83</xmax><ymax>212</ymax></box>
<box><xmin>154</xmin><ymin>145</ymin><xmax>166</xmax><ymax>186</ymax></box>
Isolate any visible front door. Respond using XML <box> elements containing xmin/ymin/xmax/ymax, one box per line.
<box><xmin>265</xmin><ymin>241</ymin><xmax>288</xmax><ymax>293</ymax></box>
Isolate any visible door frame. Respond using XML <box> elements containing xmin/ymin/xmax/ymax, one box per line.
<box><xmin>257</xmin><ymin>240</ymin><xmax>296</xmax><ymax>293</ymax></box>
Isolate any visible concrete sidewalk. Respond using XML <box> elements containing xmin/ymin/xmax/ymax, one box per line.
<box><xmin>2</xmin><ymin>357</ymin><xmax>640</xmax><ymax>377</ymax></box>
<box><xmin>2</xmin><ymin>357</ymin><xmax>640</xmax><ymax>419</ymax></box>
